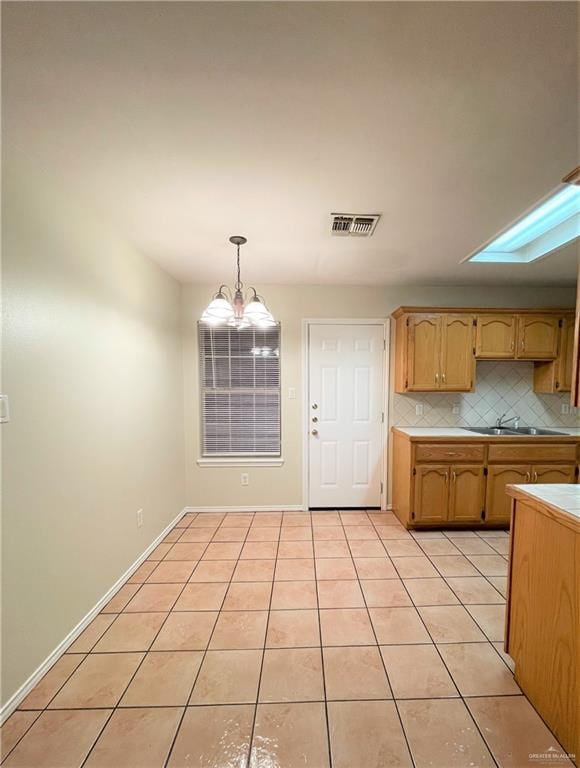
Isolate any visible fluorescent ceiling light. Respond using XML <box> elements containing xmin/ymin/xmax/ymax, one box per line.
<box><xmin>466</xmin><ymin>184</ymin><xmax>580</xmax><ymax>264</ymax></box>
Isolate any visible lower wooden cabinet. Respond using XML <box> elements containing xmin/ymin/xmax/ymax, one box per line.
<box><xmin>413</xmin><ymin>465</ymin><xmax>449</xmax><ymax>523</ymax></box>
<box><xmin>485</xmin><ymin>465</ymin><xmax>530</xmax><ymax>523</ymax></box>
<box><xmin>449</xmin><ymin>465</ymin><xmax>486</xmax><ymax>522</ymax></box>
<box><xmin>413</xmin><ymin>464</ymin><xmax>485</xmax><ymax>524</ymax></box>
<box><xmin>483</xmin><ymin>463</ymin><xmax>577</xmax><ymax>524</ymax></box>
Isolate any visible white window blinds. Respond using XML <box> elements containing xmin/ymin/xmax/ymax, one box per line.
<box><xmin>199</xmin><ymin>324</ymin><xmax>281</xmax><ymax>456</ymax></box>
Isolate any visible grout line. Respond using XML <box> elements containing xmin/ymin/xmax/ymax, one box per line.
<box><xmin>244</xmin><ymin>512</ymin><xmax>281</xmax><ymax>768</ymax></box>
<box><xmin>343</xmin><ymin>512</ymin><xmax>418</xmax><ymax>768</ymax></box>
<box><xmin>312</xmin><ymin>508</ymin><xmax>334</xmax><ymax>768</ymax></box>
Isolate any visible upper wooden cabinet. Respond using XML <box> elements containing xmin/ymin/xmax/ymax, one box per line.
<box><xmin>475</xmin><ymin>314</ymin><xmax>516</xmax><ymax>358</ymax></box>
<box><xmin>396</xmin><ymin>313</ymin><xmax>474</xmax><ymax>393</ymax></box>
<box><xmin>392</xmin><ymin>307</ymin><xmax>572</xmax><ymax>393</ymax></box>
<box><xmin>516</xmin><ymin>315</ymin><xmax>559</xmax><ymax>359</ymax></box>
<box><xmin>534</xmin><ymin>315</ymin><xmax>575</xmax><ymax>393</ymax></box>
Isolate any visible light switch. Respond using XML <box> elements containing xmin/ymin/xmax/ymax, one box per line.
<box><xmin>0</xmin><ymin>395</ymin><xmax>10</xmax><ymax>423</ymax></box>
<box><xmin>288</xmin><ymin>387</ymin><xmax>296</xmax><ymax>400</ymax></box>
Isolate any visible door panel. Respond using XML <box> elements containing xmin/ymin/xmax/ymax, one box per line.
<box><xmin>413</xmin><ymin>465</ymin><xmax>449</xmax><ymax>523</ymax></box>
<box><xmin>532</xmin><ymin>465</ymin><xmax>576</xmax><ymax>484</ymax></box>
<box><xmin>475</xmin><ymin>315</ymin><xmax>516</xmax><ymax>358</ymax></box>
<box><xmin>517</xmin><ymin>315</ymin><xmax>559</xmax><ymax>360</ymax></box>
<box><xmin>485</xmin><ymin>465</ymin><xmax>530</xmax><ymax>523</ymax></box>
<box><xmin>449</xmin><ymin>465</ymin><xmax>485</xmax><ymax>522</ymax></box>
<box><xmin>407</xmin><ymin>315</ymin><xmax>440</xmax><ymax>390</ymax></box>
<box><xmin>440</xmin><ymin>314</ymin><xmax>475</xmax><ymax>391</ymax></box>
<box><xmin>309</xmin><ymin>324</ymin><xmax>384</xmax><ymax>508</ymax></box>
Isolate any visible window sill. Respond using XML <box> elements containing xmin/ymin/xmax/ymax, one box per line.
<box><xmin>197</xmin><ymin>457</ymin><xmax>285</xmax><ymax>468</ymax></box>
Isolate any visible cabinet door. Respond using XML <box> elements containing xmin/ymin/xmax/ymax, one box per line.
<box><xmin>439</xmin><ymin>315</ymin><xmax>475</xmax><ymax>391</ymax></box>
<box><xmin>516</xmin><ymin>315</ymin><xmax>559</xmax><ymax>360</ymax></box>
<box><xmin>531</xmin><ymin>465</ymin><xmax>576</xmax><ymax>484</ymax></box>
<box><xmin>556</xmin><ymin>315</ymin><xmax>575</xmax><ymax>392</ymax></box>
<box><xmin>407</xmin><ymin>315</ymin><xmax>441</xmax><ymax>390</ymax></box>
<box><xmin>485</xmin><ymin>465</ymin><xmax>530</xmax><ymax>523</ymax></box>
<box><xmin>413</xmin><ymin>465</ymin><xmax>449</xmax><ymax>523</ymax></box>
<box><xmin>475</xmin><ymin>315</ymin><xmax>516</xmax><ymax>358</ymax></box>
<box><xmin>448</xmin><ymin>465</ymin><xmax>485</xmax><ymax>523</ymax></box>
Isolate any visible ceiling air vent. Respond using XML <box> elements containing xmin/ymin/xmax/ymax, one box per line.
<box><xmin>330</xmin><ymin>213</ymin><xmax>381</xmax><ymax>237</ymax></box>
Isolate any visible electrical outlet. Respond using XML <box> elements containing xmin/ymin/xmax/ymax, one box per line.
<box><xmin>415</xmin><ymin>404</ymin><xmax>424</xmax><ymax>416</ymax></box>
<box><xmin>241</xmin><ymin>473</ymin><xmax>249</xmax><ymax>486</ymax></box>
<box><xmin>561</xmin><ymin>403</ymin><xmax>570</xmax><ymax>415</ymax></box>
<box><xmin>452</xmin><ymin>404</ymin><xmax>460</xmax><ymax>415</ymax></box>
<box><xmin>136</xmin><ymin>509</ymin><xmax>144</xmax><ymax>528</ymax></box>
<box><xmin>288</xmin><ymin>387</ymin><xmax>296</xmax><ymax>400</ymax></box>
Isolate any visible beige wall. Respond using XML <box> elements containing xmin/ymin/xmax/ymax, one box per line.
<box><xmin>1</xmin><ymin>167</ymin><xmax>186</xmax><ymax>705</ymax></box>
<box><xmin>182</xmin><ymin>282</ymin><xmax>575</xmax><ymax>509</ymax></box>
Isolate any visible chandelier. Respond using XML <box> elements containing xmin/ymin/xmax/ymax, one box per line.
<box><xmin>200</xmin><ymin>236</ymin><xmax>276</xmax><ymax>330</ymax></box>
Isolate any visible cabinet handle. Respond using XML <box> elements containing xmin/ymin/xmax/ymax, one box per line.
<box><xmin>520</xmin><ymin>339</ymin><xmax>525</xmax><ymax>352</ymax></box>
<box><xmin>510</xmin><ymin>339</ymin><xmax>514</xmax><ymax>351</ymax></box>
<box><xmin>442</xmin><ymin>372</ymin><xmax>446</xmax><ymax>383</ymax></box>
<box><xmin>451</xmin><ymin>471</ymin><xmax>456</xmax><ymax>482</ymax></box>
<box><xmin>435</xmin><ymin>373</ymin><xmax>439</xmax><ymax>384</ymax></box>
<box><xmin>533</xmin><ymin>471</ymin><xmax>538</xmax><ymax>483</ymax></box>
<box><xmin>525</xmin><ymin>472</ymin><xmax>530</xmax><ymax>482</ymax></box>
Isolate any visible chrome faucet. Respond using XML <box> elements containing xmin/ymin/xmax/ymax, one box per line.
<box><xmin>495</xmin><ymin>412</ymin><xmax>519</xmax><ymax>429</ymax></box>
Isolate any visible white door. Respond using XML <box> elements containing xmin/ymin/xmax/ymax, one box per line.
<box><xmin>308</xmin><ymin>323</ymin><xmax>385</xmax><ymax>508</ymax></box>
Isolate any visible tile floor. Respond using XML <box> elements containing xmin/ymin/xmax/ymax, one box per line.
<box><xmin>1</xmin><ymin>511</ymin><xmax>574</xmax><ymax>768</ymax></box>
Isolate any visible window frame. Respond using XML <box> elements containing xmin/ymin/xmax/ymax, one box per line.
<box><xmin>197</xmin><ymin>322</ymin><xmax>282</xmax><ymax>464</ymax></box>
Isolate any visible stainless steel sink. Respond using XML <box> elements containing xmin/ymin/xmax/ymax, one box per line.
<box><xmin>463</xmin><ymin>426</ymin><xmax>568</xmax><ymax>436</ymax></box>
<box><xmin>464</xmin><ymin>427</ymin><xmax>519</xmax><ymax>435</ymax></box>
<box><xmin>511</xmin><ymin>427</ymin><xmax>567</xmax><ymax>436</ymax></box>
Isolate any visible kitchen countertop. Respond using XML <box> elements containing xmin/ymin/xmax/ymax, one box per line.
<box><xmin>507</xmin><ymin>484</ymin><xmax>580</xmax><ymax>526</ymax></box>
<box><xmin>392</xmin><ymin>426</ymin><xmax>580</xmax><ymax>440</ymax></box>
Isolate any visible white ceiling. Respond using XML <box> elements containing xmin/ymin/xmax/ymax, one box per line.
<box><xmin>3</xmin><ymin>1</ymin><xmax>579</xmax><ymax>286</ymax></box>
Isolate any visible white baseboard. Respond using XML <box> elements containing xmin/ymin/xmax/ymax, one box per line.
<box><xmin>184</xmin><ymin>505</ymin><xmax>305</xmax><ymax>513</ymax></box>
<box><xmin>0</xmin><ymin>507</ymin><xmax>188</xmax><ymax>725</ymax></box>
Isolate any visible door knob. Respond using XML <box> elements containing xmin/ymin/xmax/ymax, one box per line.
<box><xmin>311</xmin><ymin>429</ymin><xmax>318</xmax><ymax>436</ymax></box>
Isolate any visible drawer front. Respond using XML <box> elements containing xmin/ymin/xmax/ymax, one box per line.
<box><xmin>415</xmin><ymin>443</ymin><xmax>485</xmax><ymax>463</ymax></box>
<box><xmin>488</xmin><ymin>443</ymin><xmax>577</xmax><ymax>463</ymax></box>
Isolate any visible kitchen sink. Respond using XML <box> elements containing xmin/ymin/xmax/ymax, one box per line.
<box><xmin>510</xmin><ymin>427</ymin><xmax>567</xmax><ymax>436</ymax></box>
<box><xmin>463</xmin><ymin>426</ymin><xmax>568</xmax><ymax>436</ymax></box>
<box><xmin>464</xmin><ymin>427</ymin><xmax>519</xmax><ymax>435</ymax></box>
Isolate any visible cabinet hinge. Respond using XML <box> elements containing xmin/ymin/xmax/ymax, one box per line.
<box><xmin>555</xmin><ymin>381</ymin><xmax>560</xmax><ymax>390</ymax></box>
<box><xmin>412</xmin><ymin>467</ymin><xmax>417</xmax><ymax>475</ymax></box>
<box><xmin>405</xmin><ymin>379</ymin><xmax>408</xmax><ymax>389</ymax></box>
<box><xmin>472</xmin><ymin>347</ymin><xmax>476</xmax><ymax>355</ymax></box>
<box><xmin>472</xmin><ymin>318</ymin><xmax>477</xmax><ymax>326</ymax></box>
<box><xmin>483</xmin><ymin>467</ymin><xmax>488</xmax><ymax>476</ymax></box>
<box><xmin>383</xmin><ymin>339</ymin><xmax>386</xmax><ymax>350</ymax></box>
<box><xmin>411</xmin><ymin>511</ymin><xmax>415</xmax><ymax>520</ymax></box>
<box><xmin>406</xmin><ymin>317</ymin><xmax>410</xmax><ymax>327</ymax></box>
<box><xmin>481</xmin><ymin>509</ymin><xmax>486</xmax><ymax>520</ymax></box>
<box><xmin>575</xmin><ymin>466</ymin><xmax>579</xmax><ymax>478</ymax></box>
<box><xmin>380</xmin><ymin>481</ymin><xmax>384</xmax><ymax>494</ymax></box>
<box><xmin>558</xmin><ymin>318</ymin><xmax>563</xmax><ymax>328</ymax></box>
<box><xmin>381</xmin><ymin>411</ymin><xmax>385</xmax><ymax>423</ymax></box>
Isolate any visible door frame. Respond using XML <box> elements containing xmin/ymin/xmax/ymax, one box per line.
<box><xmin>301</xmin><ymin>318</ymin><xmax>390</xmax><ymax>511</ymax></box>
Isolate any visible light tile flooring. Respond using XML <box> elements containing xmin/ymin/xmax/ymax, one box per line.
<box><xmin>1</xmin><ymin>511</ymin><xmax>574</xmax><ymax>768</ymax></box>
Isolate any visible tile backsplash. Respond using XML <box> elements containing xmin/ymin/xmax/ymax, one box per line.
<box><xmin>392</xmin><ymin>361</ymin><xmax>580</xmax><ymax>428</ymax></box>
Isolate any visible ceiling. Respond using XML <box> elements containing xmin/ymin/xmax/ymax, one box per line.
<box><xmin>3</xmin><ymin>1</ymin><xmax>579</xmax><ymax>286</ymax></box>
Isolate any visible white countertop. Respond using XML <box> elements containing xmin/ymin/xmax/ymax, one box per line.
<box><xmin>393</xmin><ymin>426</ymin><xmax>580</xmax><ymax>438</ymax></box>
<box><xmin>509</xmin><ymin>484</ymin><xmax>580</xmax><ymax>520</ymax></box>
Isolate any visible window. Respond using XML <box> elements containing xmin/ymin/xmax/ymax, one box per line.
<box><xmin>199</xmin><ymin>323</ymin><xmax>281</xmax><ymax>457</ymax></box>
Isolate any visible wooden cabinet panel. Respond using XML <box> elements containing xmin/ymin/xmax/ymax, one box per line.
<box><xmin>486</xmin><ymin>465</ymin><xmax>530</xmax><ymax>523</ymax></box>
<box><xmin>572</xmin><ymin>263</ymin><xmax>580</xmax><ymax>407</ymax></box>
<box><xmin>414</xmin><ymin>443</ymin><xmax>485</xmax><ymax>463</ymax></box>
<box><xmin>475</xmin><ymin>314</ymin><xmax>516</xmax><ymax>358</ymax></box>
<box><xmin>413</xmin><ymin>465</ymin><xmax>449</xmax><ymax>523</ymax></box>
<box><xmin>407</xmin><ymin>315</ymin><xmax>440</xmax><ymax>390</ymax></box>
<box><xmin>531</xmin><ymin>464</ymin><xmax>576</xmax><ymax>484</ymax></box>
<box><xmin>516</xmin><ymin>315</ymin><xmax>559</xmax><ymax>360</ymax></box>
<box><xmin>533</xmin><ymin>315</ymin><xmax>575</xmax><ymax>393</ymax></box>
<box><xmin>488</xmin><ymin>443</ymin><xmax>577</xmax><ymax>464</ymax></box>
<box><xmin>449</xmin><ymin>465</ymin><xmax>485</xmax><ymax>522</ymax></box>
<box><xmin>439</xmin><ymin>314</ymin><xmax>475</xmax><ymax>391</ymax></box>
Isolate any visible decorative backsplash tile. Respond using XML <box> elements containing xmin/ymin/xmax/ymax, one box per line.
<box><xmin>392</xmin><ymin>361</ymin><xmax>580</xmax><ymax>428</ymax></box>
